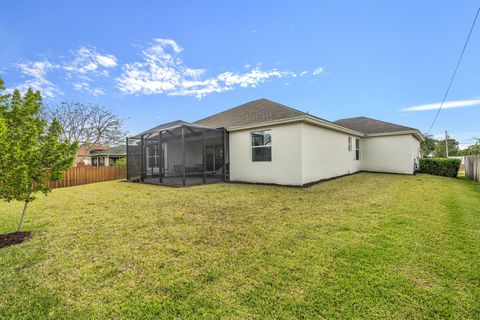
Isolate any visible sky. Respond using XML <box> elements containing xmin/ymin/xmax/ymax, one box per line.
<box><xmin>1</xmin><ymin>0</ymin><xmax>479</xmax><ymax>147</ymax></box>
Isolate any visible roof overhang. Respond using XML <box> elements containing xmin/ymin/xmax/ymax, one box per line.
<box><xmin>226</xmin><ymin>115</ymin><xmax>364</xmax><ymax>137</ymax></box>
<box><xmin>226</xmin><ymin>116</ymin><xmax>423</xmax><ymax>141</ymax></box>
<box><xmin>365</xmin><ymin>130</ymin><xmax>424</xmax><ymax>142</ymax></box>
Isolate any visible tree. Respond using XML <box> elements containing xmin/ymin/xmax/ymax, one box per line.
<box><xmin>0</xmin><ymin>78</ymin><xmax>77</xmax><ymax>232</ymax></box>
<box><xmin>459</xmin><ymin>138</ymin><xmax>480</xmax><ymax>156</ymax></box>
<box><xmin>420</xmin><ymin>134</ymin><xmax>437</xmax><ymax>156</ymax></box>
<box><xmin>44</xmin><ymin>101</ymin><xmax>126</xmax><ymax>147</ymax></box>
<box><xmin>434</xmin><ymin>138</ymin><xmax>460</xmax><ymax>158</ymax></box>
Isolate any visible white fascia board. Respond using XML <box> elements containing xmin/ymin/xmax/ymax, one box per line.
<box><xmin>226</xmin><ymin>116</ymin><xmax>364</xmax><ymax>137</ymax></box>
<box><xmin>365</xmin><ymin>130</ymin><xmax>424</xmax><ymax>141</ymax></box>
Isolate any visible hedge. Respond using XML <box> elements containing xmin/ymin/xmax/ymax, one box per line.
<box><xmin>419</xmin><ymin>158</ymin><xmax>461</xmax><ymax>177</ymax></box>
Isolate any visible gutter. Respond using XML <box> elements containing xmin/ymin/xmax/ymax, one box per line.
<box><xmin>226</xmin><ymin>116</ymin><xmax>424</xmax><ymax>141</ymax></box>
<box><xmin>365</xmin><ymin>130</ymin><xmax>424</xmax><ymax>142</ymax></box>
<box><xmin>226</xmin><ymin>115</ymin><xmax>364</xmax><ymax>137</ymax></box>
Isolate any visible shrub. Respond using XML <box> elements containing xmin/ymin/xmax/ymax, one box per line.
<box><xmin>419</xmin><ymin>158</ymin><xmax>461</xmax><ymax>177</ymax></box>
<box><xmin>114</xmin><ymin>158</ymin><xmax>126</xmax><ymax>167</ymax></box>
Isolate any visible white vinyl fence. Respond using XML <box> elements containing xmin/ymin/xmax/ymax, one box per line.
<box><xmin>464</xmin><ymin>155</ymin><xmax>480</xmax><ymax>183</ymax></box>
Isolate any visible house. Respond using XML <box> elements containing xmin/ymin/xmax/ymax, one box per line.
<box><xmin>90</xmin><ymin>145</ymin><xmax>127</xmax><ymax>166</ymax></box>
<box><xmin>75</xmin><ymin>145</ymin><xmax>109</xmax><ymax>166</ymax></box>
<box><xmin>126</xmin><ymin>99</ymin><xmax>423</xmax><ymax>186</ymax></box>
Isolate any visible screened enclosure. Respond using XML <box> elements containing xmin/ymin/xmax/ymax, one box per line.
<box><xmin>126</xmin><ymin>122</ymin><xmax>228</xmax><ymax>186</ymax></box>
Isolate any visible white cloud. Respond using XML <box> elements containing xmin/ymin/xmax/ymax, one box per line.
<box><xmin>402</xmin><ymin>99</ymin><xmax>480</xmax><ymax>112</ymax></box>
<box><xmin>117</xmin><ymin>38</ymin><xmax>298</xmax><ymax>98</ymax></box>
<box><xmin>313</xmin><ymin>67</ymin><xmax>324</xmax><ymax>76</ymax></box>
<box><xmin>12</xmin><ymin>60</ymin><xmax>61</xmax><ymax>98</ymax></box>
<box><xmin>7</xmin><ymin>39</ymin><xmax>326</xmax><ymax>99</ymax></box>
<box><xmin>65</xmin><ymin>46</ymin><xmax>117</xmax><ymax>75</ymax></box>
<box><xmin>64</xmin><ymin>46</ymin><xmax>117</xmax><ymax>94</ymax></box>
<box><xmin>217</xmin><ymin>69</ymin><xmax>294</xmax><ymax>88</ymax></box>
<box><xmin>96</xmin><ymin>54</ymin><xmax>117</xmax><ymax>68</ymax></box>
<box><xmin>72</xmin><ymin>82</ymin><xmax>105</xmax><ymax>96</ymax></box>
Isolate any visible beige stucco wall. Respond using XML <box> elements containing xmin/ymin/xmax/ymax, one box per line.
<box><xmin>229</xmin><ymin>123</ymin><xmax>303</xmax><ymax>185</ymax></box>
<box><xmin>228</xmin><ymin>122</ymin><xmax>420</xmax><ymax>186</ymax></box>
<box><xmin>301</xmin><ymin>123</ymin><xmax>362</xmax><ymax>184</ymax></box>
<box><xmin>361</xmin><ymin>134</ymin><xmax>420</xmax><ymax>174</ymax></box>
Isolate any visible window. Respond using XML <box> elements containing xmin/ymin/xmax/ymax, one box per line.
<box><xmin>355</xmin><ymin>138</ymin><xmax>360</xmax><ymax>160</ymax></box>
<box><xmin>348</xmin><ymin>137</ymin><xmax>352</xmax><ymax>151</ymax></box>
<box><xmin>251</xmin><ymin>130</ymin><xmax>271</xmax><ymax>162</ymax></box>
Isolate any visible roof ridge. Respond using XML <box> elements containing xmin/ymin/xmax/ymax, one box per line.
<box><xmin>337</xmin><ymin>116</ymin><xmax>413</xmax><ymax>126</ymax></box>
<box><xmin>258</xmin><ymin>98</ymin><xmax>308</xmax><ymax>116</ymax></box>
<box><xmin>193</xmin><ymin>98</ymin><xmax>305</xmax><ymax>124</ymax></box>
<box><xmin>335</xmin><ymin>116</ymin><xmax>368</xmax><ymax>121</ymax></box>
<box><xmin>334</xmin><ymin>116</ymin><xmax>417</xmax><ymax>134</ymax></box>
<box><xmin>358</xmin><ymin>116</ymin><xmax>415</xmax><ymax>130</ymax></box>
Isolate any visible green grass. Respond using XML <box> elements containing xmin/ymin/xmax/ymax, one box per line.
<box><xmin>1</xmin><ymin>173</ymin><xmax>479</xmax><ymax>319</ymax></box>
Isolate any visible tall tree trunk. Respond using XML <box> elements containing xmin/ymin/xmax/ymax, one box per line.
<box><xmin>18</xmin><ymin>200</ymin><xmax>29</xmax><ymax>232</ymax></box>
<box><xmin>18</xmin><ymin>189</ymin><xmax>32</xmax><ymax>233</ymax></box>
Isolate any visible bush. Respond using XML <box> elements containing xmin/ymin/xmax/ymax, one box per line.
<box><xmin>419</xmin><ymin>158</ymin><xmax>461</xmax><ymax>177</ymax></box>
<box><xmin>114</xmin><ymin>158</ymin><xmax>126</xmax><ymax>167</ymax></box>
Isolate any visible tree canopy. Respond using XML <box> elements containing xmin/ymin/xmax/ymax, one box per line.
<box><xmin>43</xmin><ymin>101</ymin><xmax>126</xmax><ymax>147</ymax></box>
<box><xmin>0</xmin><ymin>77</ymin><xmax>77</xmax><ymax>231</ymax></box>
<box><xmin>434</xmin><ymin>138</ymin><xmax>460</xmax><ymax>158</ymax></box>
<box><xmin>458</xmin><ymin>138</ymin><xmax>480</xmax><ymax>156</ymax></box>
<box><xmin>420</xmin><ymin>134</ymin><xmax>437</xmax><ymax>156</ymax></box>
<box><xmin>421</xmin><ymin>133</ymin><xmax>461</xmax><ymax>157</ymax></box>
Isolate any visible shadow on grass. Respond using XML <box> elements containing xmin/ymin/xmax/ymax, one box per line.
<box><xmin>0</xmin><ymin>231</ymin><xmax>32</xmax><ymax>249</ymax></box>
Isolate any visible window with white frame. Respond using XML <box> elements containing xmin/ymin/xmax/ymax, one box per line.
<box><xmin>355</xmin><ymin>138</ymin><xmax>360</xmax><ymax>160</ymax></box>
<box><xmin>251</xmin><ymin>130</ymin><xmax>271</xmax><ymax>162</ymax></box>
<box><xmin>348</xmin><ymin>137</ymin><xmax>352</xmax><ymax>151</ymax></box>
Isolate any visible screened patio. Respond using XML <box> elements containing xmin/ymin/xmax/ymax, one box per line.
<box><xmin>126</xmin><ymin>122</ymin><xmax>228</xmax><ymax>186</ymax></box>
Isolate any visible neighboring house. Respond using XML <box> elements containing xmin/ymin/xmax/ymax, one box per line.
<box><xmin>126</xmin><ymin>99</ymin><xmax>423</xmax><ymax>186</ymax></box>
<box><xmin>75</xmin><ymin>146</ymin><xmax>92</xmax><ymax>166</ymax></box>
<box><xmin>75</xmin><ymin>145</ymin><xmax>109</xmax><ymax>166</ymax></box>
<box><xmin>90</xmin><ymin>145</ymin><xmax>127</xmax><ymax>167</ymax></box>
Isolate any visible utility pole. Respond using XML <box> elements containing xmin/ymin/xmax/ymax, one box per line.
<box><xmin>445</xmin><ymin>130</ymin><xmax>449</xmax><ymax>158</ymax></box>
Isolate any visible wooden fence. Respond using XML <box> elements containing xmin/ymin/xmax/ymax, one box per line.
<box><xmin>47</xmin><ymin>166</ymin><xmax>126</xmax><ymax>189</ymax></box>
<box><xmin>465</xmin><ymin>155</ymin><xmax>480</xmax><ymax>183</ymax></box>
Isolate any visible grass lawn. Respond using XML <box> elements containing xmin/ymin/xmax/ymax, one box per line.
<box><xmin>0</xmin><ymin>173</ymin><xmax>479</xmax><ymax>319</ymax></box>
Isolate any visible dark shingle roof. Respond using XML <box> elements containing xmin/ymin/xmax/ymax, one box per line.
<box><xmin>131</xmin><ymin>99</ymin><xmax>420</xmax><ymax>138</ymax></box>
<box><xmin>334</xmin><ymin>117</ymin><xmax>417</xmax><ymax>134</ymax></box>
<box><xmin>194</xmin><ymin>98</ymin><xmax>308</xmax><ymax>128</ymax></box>
<box><xmin>89</xmin><ymin>145</ymin><xmax>126</xmax><ymax>156</ymax></box>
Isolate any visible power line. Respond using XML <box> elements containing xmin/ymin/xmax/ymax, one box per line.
<box><xmin>426</xmin><ymin>4</ymin><xmax>480</xmax><ymax>135</ymax></box>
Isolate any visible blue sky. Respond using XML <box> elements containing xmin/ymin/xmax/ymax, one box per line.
<box><xmin>1</xmin><ymin>1</ymin><xmax>479</xmax><ymax>147</ymax></box>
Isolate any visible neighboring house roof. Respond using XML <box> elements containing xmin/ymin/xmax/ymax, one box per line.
<box><xmin>334</xmin><ymin>116</ymin><xmax>417</xmax><ymax>134</ymax></box>
<box><xmin>194</xmin><ymin>98</ymin><xmax>312</xmax><ymax>128</ymax></box>
<box><xmin>76</xmin><ymin>146</ymin><xmax>90</xmax><ymax>158</ymax></box>
<box><xmin>76</xmin><ymin>145</ymin><xmax>109</xmax><ymax>158</ymax></box>
<box><xmin>89</xmin><ymin>145</ymin><xmax>126</xmax><ymax>157</ymax></box>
